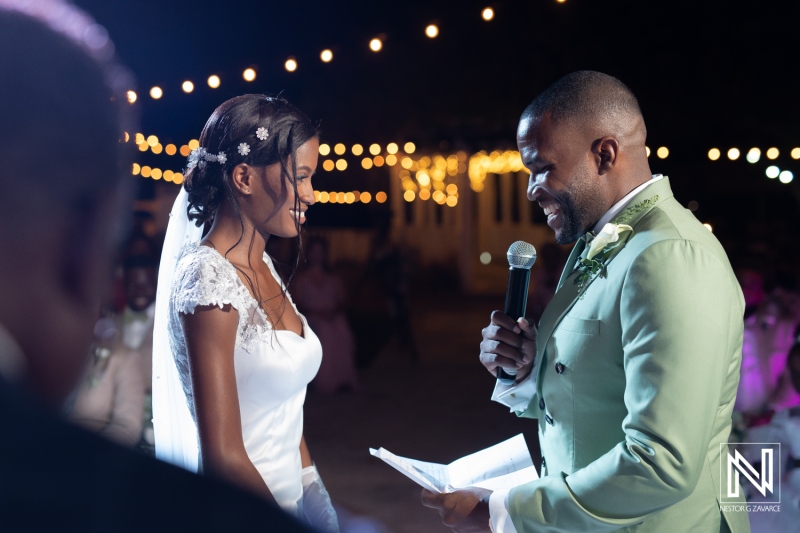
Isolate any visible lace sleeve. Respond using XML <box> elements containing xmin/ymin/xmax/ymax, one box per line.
<box><xmin>172</xmin><ymin>246</ymin><xmax>251</xmax><ymax>318</ymax></box>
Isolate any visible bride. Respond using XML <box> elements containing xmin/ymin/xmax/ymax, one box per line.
<box><xmin>152</xmin><ymin>94</ymin><xmax>338</xmax><ymax>531</ymax></box>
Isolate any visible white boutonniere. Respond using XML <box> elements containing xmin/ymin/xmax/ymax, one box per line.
<box><xmin>573</xmin><ymin>194</ymin><xmax>659</xmax><ymax>297</ymax></box>
<box><xmin>575</xmin><ymin>223</ymin><xmax>634</xmax><ymax>295</ymax></box>
<box><xmin>586</xmin><ymin>223</ymin><xmax>633</xmax><ymax>260</ymax></box>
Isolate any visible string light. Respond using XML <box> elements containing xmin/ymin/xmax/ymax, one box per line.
<box><xmin>425</xmin><ymin>24</ymin><xmax>439</xmax><ymax>38</ymax></box>
<box><xmin>656</xmin><ymin>147</ymin><xmax>669</xmax><ymax>159</ymax></box>
<box><xmin>352</xmin><ymin>144</ymin><xmax>364</xmax><ymax>156</ymax></box>
<box><xmin>182</xmin><ymin>81</ymin><xmax>194</xmax><ymax>93</ymax></box>
<box><xmin>243</xmin><ymin>68</ymin><xmax>256</xmax><ymax>81</ymax></box>
<box><xmin>150</xmin><ymin>86</ymin><xmax>163</xmax><ymax>99</ymax></box>
<box><xmin>334</xmin><ymin>143</ymin><xmax>346</xmax><ymax>155</ymax></box>
<box><xmin>322</xmin><ymin>160</ymin><xmax>335</xmax><ymax>171</ymax></box>
<box><xmin>766</xmin><ymin>147</ymin><xmax>779</xmax><ymax>160</ymax></box>
<box><xmin>369</xmin><ymin>38</ymin><xmax>382</xmax><ymax>52</ymax></box>
<box><xmin>376</xmin><ymin>192</ymin><xmax>388</xmax><ymax>203</ymax></box>
<box><xmin>708</xmin><ymin>148</ymin><xmax>721</xmax><ymax>161</ymax></box>
<box><xmin>126</xmin><ymin>90</ymin><xmax>137</xmax><ymax>104</ymax></box>
<box><xmin>779</xmin><ymin>170</ymin><xmax>794</xmax><ymax>184</ymax></box>
<box><xmin>207</xmin><ymin>75</ymin><xmax>220</xmax><ymax>88</ymax></box>
<box><xmin>335</xmin><ymin>159</ymin><xmax>348</xmax><ymax>171</ymax></box>
<box><xmin>746</xmin><ymin>148</ymin><xmax>761</xmax><ymax>163</ymax></box>
<box><xmin>404</xmin><ymin>142</ymin><xmax>416</xmax><ymax>154</ymax></box>
<box><xmin>362</xmin><ymin>158</ymin><xmax>373</xmax><ymax>170</ymax></box>
<box><xmin>766</xmin><ymin>165</ymin><xmax>780</xmax><ymax>178</ymax></box>
<box><xmin>482</xmin><ymin>7</ymin><xmax>494</xmax><ymax>21</ymax></box>
<box><xmin>369</xmin><ymin>143</ymin><xmax>381</xmax><ymax>156</ymax></box>
<box><xmin>285</xmin><ymin>58</ymin><xmax>298</xmax><ymax>72</ymax></box>
<box><xmin>320</xmin><ymin>49</ymin><xmax>333</xmax><ymax>63</ymax></box>
<box><xmin>319</xmin><ymin>144</ymin><xmax>331</xmax><ymax>156</ymax></box>
<box><xmin>727</xmin><ymin>148</ymin><xmax>740</xmax><ymax>160</ymax></box>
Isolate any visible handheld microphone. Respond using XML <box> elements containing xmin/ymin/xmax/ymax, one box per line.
<box><xmin>497</xmin><ymin>241</ymin><xmax>537</xmax><ymax>385</ymax></box>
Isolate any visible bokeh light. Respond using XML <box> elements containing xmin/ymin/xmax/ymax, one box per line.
<box><xmin>285</xmin><ymin>58</ymin><xmax>297</xmax><ymax>72</ymax></box>
<box><xmin>727</xmin><ymin>148</ymin><xmax>740</xmax><ymax>160</ymax></box>
<box><xmin>243</xmin><ymin>68</ymin><xmax>256</xmax><ymax>82</ymax></box>
<box><xmin>779</xmin><ymin>170</ymin><xmax>794</xmax><ymax>184</ymax></box>
<box><xmin>376</xmin><ymin>192</ymin><xmax>388</xmax><ymax>203</ymax></box>
<box><xmin>766</xmin><ymin>165</ymin><xmax>780</xmax><ymax>178</ymax></box>
<box><xmin>320</xmin><ymin>49</ymin><xmax>333</xmax><ymax>63</ymax></box>
<box><xmin>404</xmin><ymin>142</ymin><xmax>416</xmax><ymax>154</ymax></box>
<box><xmin>708</xmin><ymin>148</ymin><xmax>721</xmax><ymax>161</ymax></box>
<box><xmin>126</xmin><ymin>90</ymin><xmax>137</xmax><ymax>103</ymax></box>
<box><xmin>182</xmin><ymin>81</ymin><xmax>194</xmax><ymax>93</ymax></box>
<box><xmin>482</xmin><ymin>7</ymin><xmax>494</xmax><ymax>21</ymax></box>
<box><xmin>207</xmin><ymin>75</ymin><xmax>220</xmax><ymax>88</ymax></box>
<box><xmin>656</xmin><ymin>147</ymin><xmax>669</xmax><ymax>159</ymax></box>
<box><xmin>149</xmin><ymin>86</ymin><xmax>163</xmax><ymax>99</ymax></box>
<box><xmin>480</xmin><ymin>252</ymin><xmax>491</xmax><ymax>265</ymax></box>
<box><xmin>352</xmin><ymin>144</ymin><xmax>364</xmax><ymax>156</ymax></box>
<box><xmin>425</xmin><ymin>24</ymin><xmax>439</xmax><ymax>38</ymax></box>
<box><xmin>746</xmin><ymin>148</ymin><xmax>761</xmax><ymax>163</ymax></box>
<box><xmin>369</xmin><ymin>38</ymin><xmax>382</xmax><ymax>52</ymax></box>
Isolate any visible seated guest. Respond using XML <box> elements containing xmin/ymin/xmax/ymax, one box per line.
<box><xmin>0</xmin><ymin>1</ymin><xmax>313</xmax><ymax>530</ymax></box>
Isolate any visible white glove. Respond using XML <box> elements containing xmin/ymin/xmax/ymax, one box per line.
<box><xmin>301</xmin><ymin>464</ymin><xmax>340</xmax><ymax>533</ymax></box>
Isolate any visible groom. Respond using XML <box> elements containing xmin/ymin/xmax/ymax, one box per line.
<box><xmin>422</xmin><ymin>72</ymin><xmax>750</xmax><ymax>532</ymax></box>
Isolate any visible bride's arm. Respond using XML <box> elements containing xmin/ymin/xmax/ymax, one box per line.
<box><xmin>181</xmin><ymin>304</ymin><xmax>276</xmax><ymax>503</ymax></box>
<box><xmin>300</xmin><ymin>435</ymin><xmax>313</xmax><ymax>468</ymax></box>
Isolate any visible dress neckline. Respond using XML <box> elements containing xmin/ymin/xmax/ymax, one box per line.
<box><xmin>193</xmin><ymin>243</ymin><xmax>307</xmax><ymax>339</ymax></box>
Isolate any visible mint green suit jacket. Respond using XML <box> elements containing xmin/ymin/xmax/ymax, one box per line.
<box><xmin>509</xmin><ymin>178</ymin><xmax>750</xmax><ymax>532</ymax></box>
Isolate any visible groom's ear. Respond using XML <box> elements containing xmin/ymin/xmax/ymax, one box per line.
<box><xmin>591</xmin><ymin>137</ymin><xmax>619</xmax><ymax>175</ymax></box>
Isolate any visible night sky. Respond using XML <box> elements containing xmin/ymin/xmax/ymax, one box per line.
<box><xmin>74</xmin><ymin>0</ymin><xmax>800</xmax><ymax>241</ymax></box>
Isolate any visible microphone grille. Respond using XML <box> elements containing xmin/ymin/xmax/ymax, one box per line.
<box><xmin>507</xmin><ymin>241</ymin><xmax>537</xmax><ymax>269</ymax></box>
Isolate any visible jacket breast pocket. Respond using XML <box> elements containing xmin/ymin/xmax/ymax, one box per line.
<box><xmin>558</xmin><ymin>316</ymin><xmax>600</xmax><ymax>336</ymax></box>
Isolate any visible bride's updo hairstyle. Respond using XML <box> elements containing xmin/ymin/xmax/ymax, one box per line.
<box><xmin>184</xmin><ymin>94</ymin><xmax>318</xmax><ymax>230</ymax></box>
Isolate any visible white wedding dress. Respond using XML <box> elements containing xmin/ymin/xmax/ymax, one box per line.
<box><xmin>167</xmin><ymin>242</ymin><xmax>322</xmax><ymax>517</ymax></box>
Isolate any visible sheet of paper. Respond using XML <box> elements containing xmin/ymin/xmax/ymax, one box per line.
<box><xmin>369</xmin><ymin>447</ymin><xmax>449</xmax><ymax>493</ymax></box>
<box><xmin>370</xmin><ymin>434</ymin><xmax>537</xmax><ymax>494</ymax></box>
<box><xmin>447</xmin><ymin>434</ymin><xmax>533</xmax><ymax>488</ymax></box>
<box><xmin>468</xmin><ymin>465</ymin><xmax>539</xmax><ymax>491</ymax></box>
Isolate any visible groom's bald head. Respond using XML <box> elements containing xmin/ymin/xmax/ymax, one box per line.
<box><xmin>521</xmin><ymin>71</ymin><xmax>646</xmax><ymax>142</ymax></box>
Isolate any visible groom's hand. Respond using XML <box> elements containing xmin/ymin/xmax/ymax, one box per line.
<box><xmin>421</xmin><ymin>487</ymin><xmax>492</xmax><ymax>532</ymax></box>
<box><xmin>480</xmin><ymin>311</ymin><xmax>537</xmax><ymax>382</ymax></box>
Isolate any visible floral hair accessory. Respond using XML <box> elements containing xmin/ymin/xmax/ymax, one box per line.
<box><xmin>186</xmin><ymin>147</ymin><xmax>230</xmax><ymax>170</ymax></box>
<box><xmin>238</xmin><ymin>142</ymin><xmax>251</xmax><ymax>156</ymax></box>
<box><xmin>256</xmin><ymin>127</ymin><xmax>269</xmax><ymax>141</ymax></box>
<box><xmin>186</xmin><ymin>147</ymin><xmax>213</xmax><ymax>169</ymax></box>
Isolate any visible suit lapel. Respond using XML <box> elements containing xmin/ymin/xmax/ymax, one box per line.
<box><xmin>556</xmin><ymin>238</ymin><xmax>586</xmax><ymax>291</ymax></box>
<box><xmin>535</xmin><ymin>177</ymin><xmax>676</xmax><ymax>375</ymax></box>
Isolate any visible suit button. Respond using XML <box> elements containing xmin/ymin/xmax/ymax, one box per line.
<box><xmin>555</xmin><ymin>362</ymin><xmax>565</xmax><ymax>374</ymax></box>
<box><xmin>545</xmin><ymin>414</ymin><xmax>554</xmax><ymax>425</ymax></box>
<box><xmin>539</xmin><ymin>398</ymin><xmax>545</xmax><ymax>410</ymax></box>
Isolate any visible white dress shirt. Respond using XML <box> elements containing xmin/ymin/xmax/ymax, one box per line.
<box><xmin>488</xmin><ymin>174</ymin><xmax>664</xmax><ymax>533</ymax></box>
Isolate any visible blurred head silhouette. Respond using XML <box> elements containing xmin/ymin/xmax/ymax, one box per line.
<box><xmin>0</xmin><ymin>0</ymin><xmax>135</xmax><ymax>406</ymax></box>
